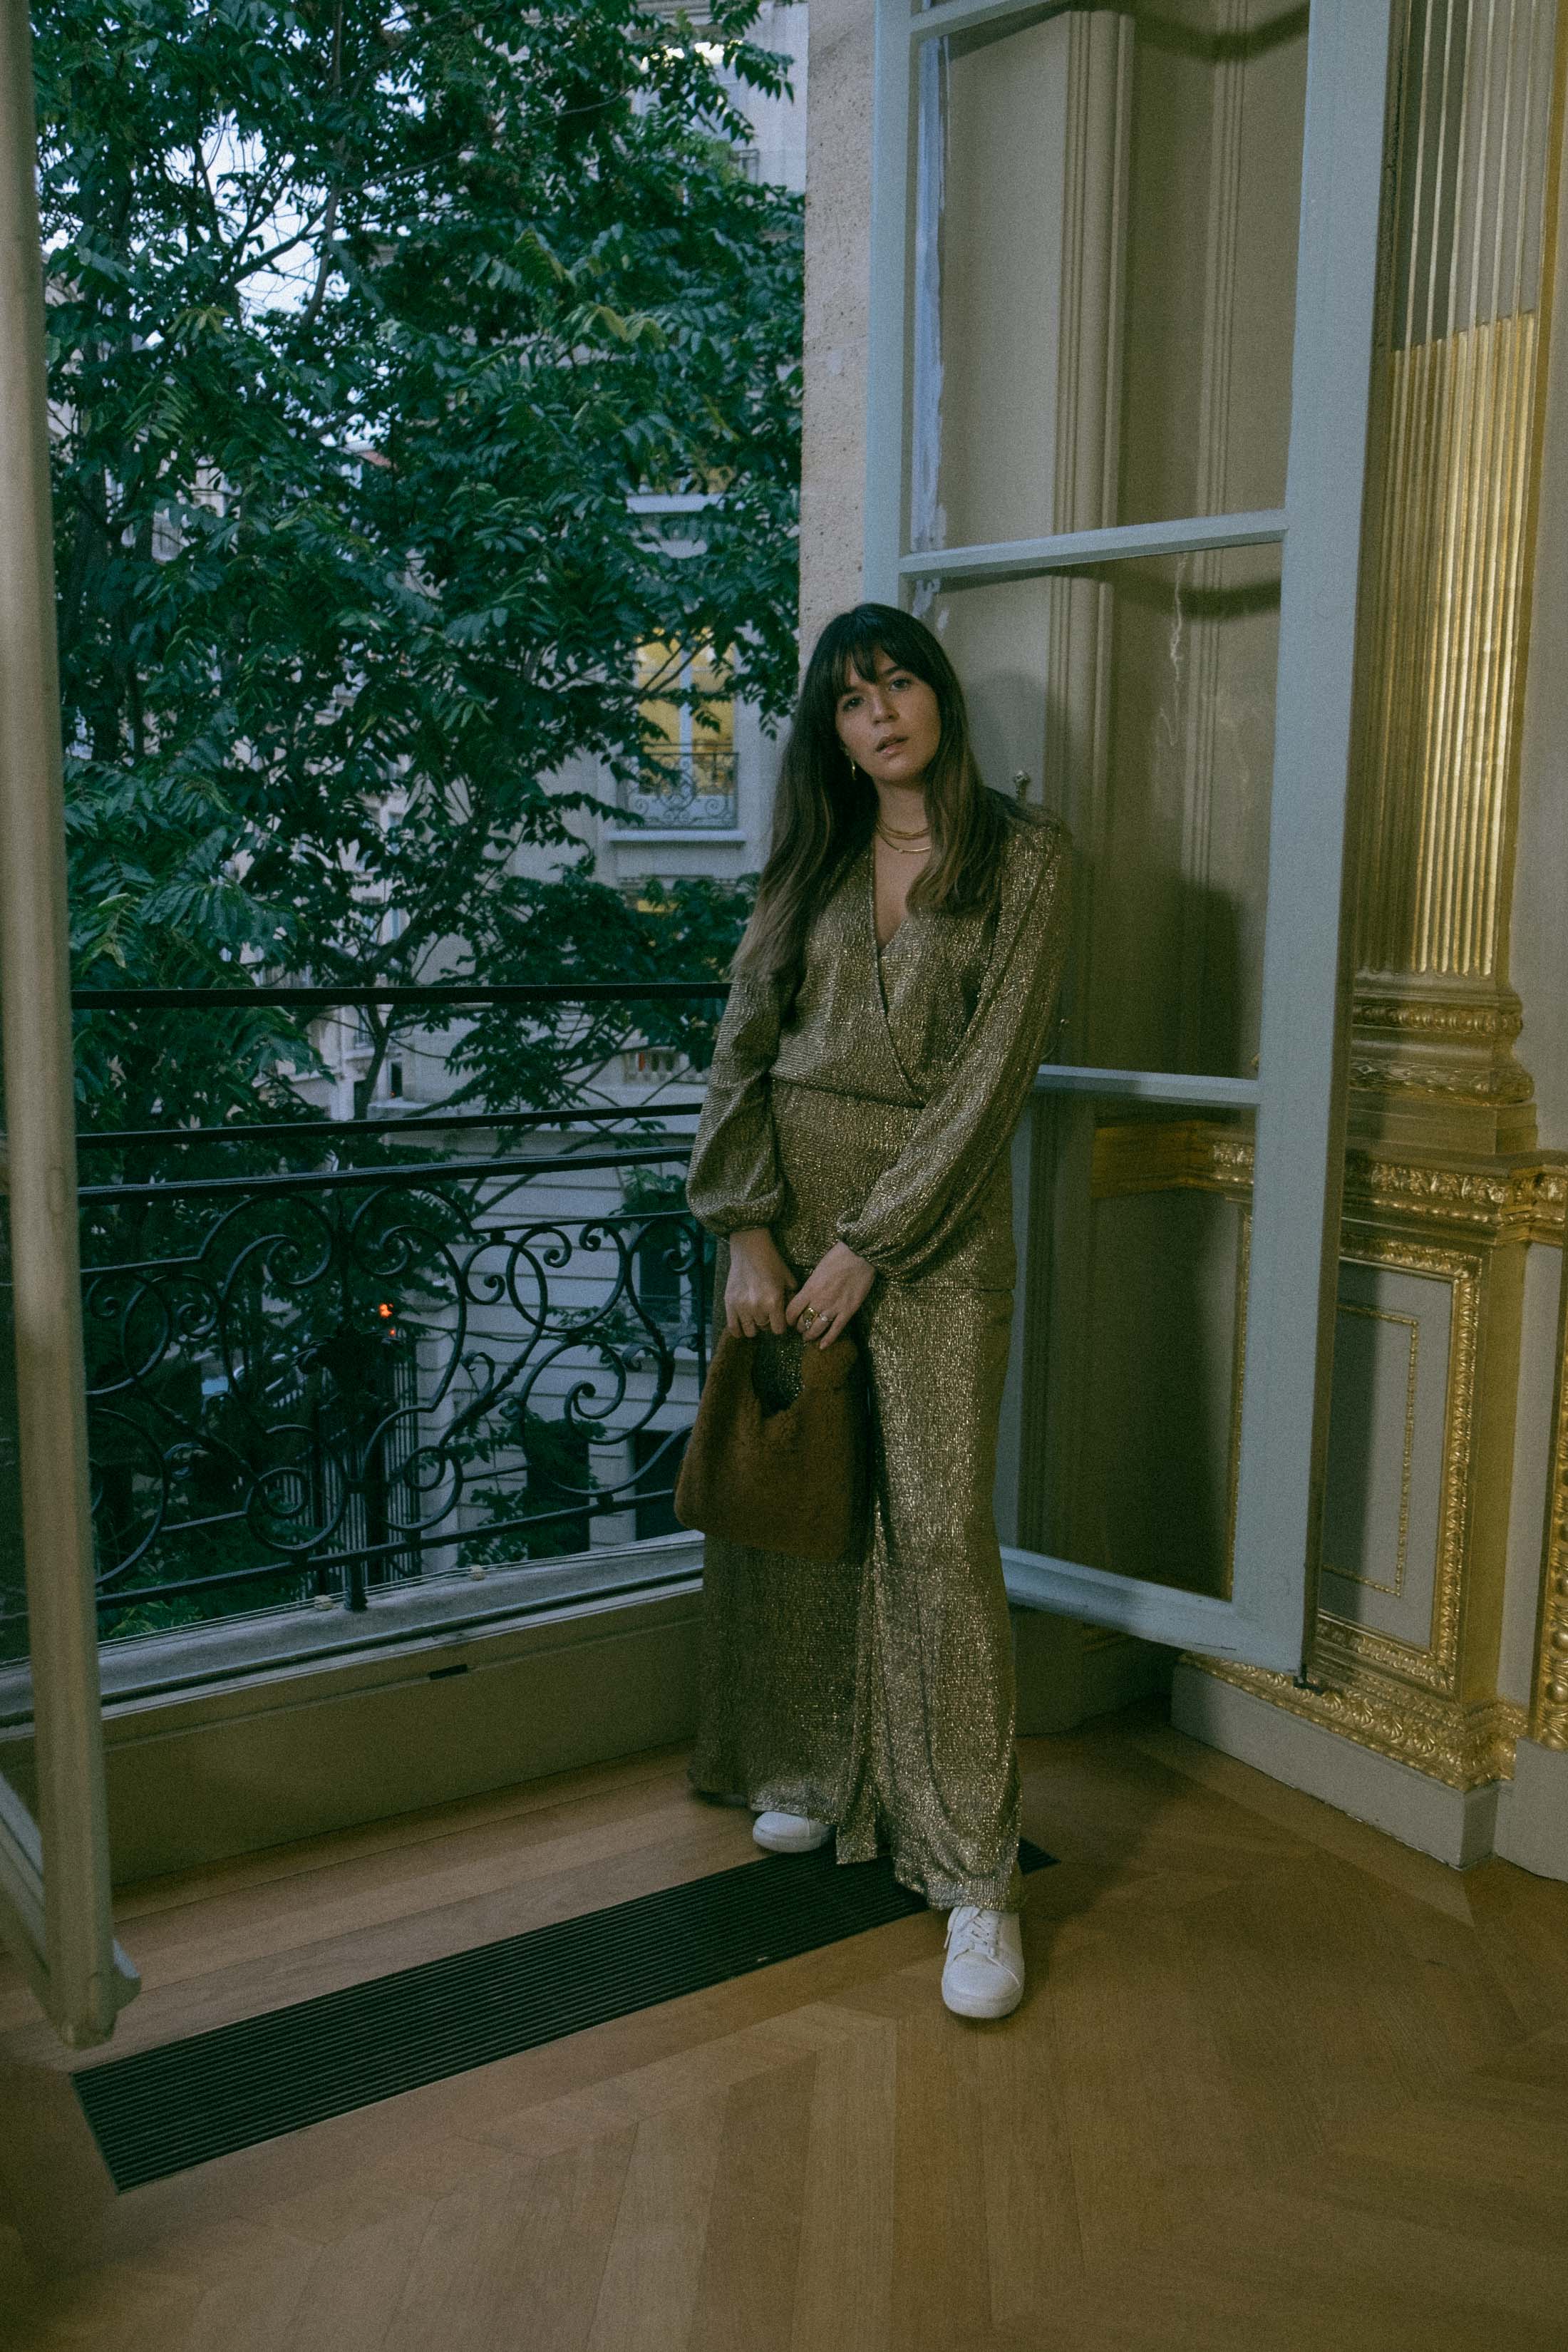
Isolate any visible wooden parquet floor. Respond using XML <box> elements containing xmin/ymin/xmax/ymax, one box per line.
<box><xmin>1</xmin><ymin>1699</ymin><xmax>1565</xmax><ymax>2351</ymax></box>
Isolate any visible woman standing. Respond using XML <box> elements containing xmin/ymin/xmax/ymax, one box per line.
<box><xmin>685</xmin><ymin>604</ymin><xmax>1071</xmax><ymax>2019</ymax></box>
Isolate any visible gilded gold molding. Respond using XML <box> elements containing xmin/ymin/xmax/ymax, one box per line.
<box><xmin>1354</xmin><ymin>991</ymin><xmax>1525</xmax><ymax>1045</ymax></box>
<box><xmin>1346</xmin><ymin>1056</ymin><xmax>1536</xmax><ymax>1105</ymax></box>
<box><xmin>1311</xmin><ymin>1237</ymin><xmax>1477</xmax><ymax>1698</ymax></box>
<box><xmin>1343</xmin><ymin>1154</ymin><xmax>1566</xmax><ymax>1242</ymax></box>
<box><xmin>1348</xmin><ymin>982</ymin><xmax>1535</xmax><ymax>1109</ymax></box>
<box><xmin>1090</xmin><ymin>1120</ymin><xmax>1252</xmax><ymax>1205</ymax></box>
<box><xmin>1195</xmin><ymin>1222</ymin><xmax>1520</xmax><ymax>1785</ymax></box>
<box><xmin>1188</xmin><ymin>1654</ymin><xmax>1525</xmax><ymax>1792</ymax></box>
<box><xmin>1089</xmin><ymin>1120</ymin><xmax>1223</xmax><ymax>1201</ymax></box>
<box><xmin>1093</xmin><ymin>1148</ymin><xmax>1521</xmax><ymax>1785</ymax></box>
<box><xmin>1087</xmin><ymin>1116</ymin><xmax>1567</xmax><ymax>1244</ymax></box>
<box><xmin>1530</xmin><ymin>1276</ymin><xmax>1568</xmax><ymax>1751</ymax></box>
<box><xmin>1219</xmin><ymin>1209</ymin><xmax>1477</xmax><ymax>1708</ymax></box>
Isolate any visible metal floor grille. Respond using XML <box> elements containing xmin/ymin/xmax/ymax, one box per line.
<box><xmin>75</xmin><ymin>1837</ymin><xmax>1055</xmax><ymax>2191</ymax></box>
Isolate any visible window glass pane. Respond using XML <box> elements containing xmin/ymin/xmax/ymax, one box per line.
<box><xmin>924</xmin><ymin>541</ymin><xmax>1280</xmax><ymax>1078</ymax></box>
<box><xmin>916</xmin><ymin>1</ymin><xmax>1308</xmax><ymax>551</ymax></box>
<box><xmin>1029</xmin><ymin>1091</ymin><xmax>1249</xmax><ymax>1598</ymax></box>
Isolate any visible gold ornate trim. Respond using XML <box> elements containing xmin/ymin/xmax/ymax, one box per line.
<box><xmin>1346</xmin><ymin>1056</ymin><xmax>1536</xmax><ymax>1105</ymax></box>
<box><xmin>1187</xmin><ymin>1654</ymin><xmax>1525</xmax><ymax>1792</ymax></box>
<box><xmin>1314</xmin><ymin>1237</ymin><xmax>1478</xmax><ymax>1698</ymax></box>
<box><xmin>1088</xmin><ymin>1116</ymin><xmax>1567</xmax><ymax>1243</ymax></box>
<box><xmin>1349</xmin><ymin>981</ymin><xmax>1535</xmax><ymax>1108</ymax></box>
<box><xmin>1089</xmin><ymin>1121</ymin><xmax>1253</xmax><ymax>1204</ymax></box>
<box><xmin>1530</xmin><ymin>1272</ymin><xmax>1568</xmax><ymax>1751</ymax></box>
<box><xmin>1090</xmin><ymin>1120</ymin><xmax>1227</xmax><ymax>1200</ymax></box>
<box><xmin>1088</xmin><ymin>1131</ymin><xmax>1527</xmax><ymax>1785</ymax></box>
<box><xmin>1218</xmin><ymin>1212</ymin><xmax>1476</xmax><ymax>1701</ymax></box>
<box><xmin>1343</xmin><ymin>1155</ymin><xmax>1567</xmax><ymax>1242</ymax></box>
<box><xmin>1354</xmin><ymin>990</ymin><xmax>1525</xmax><ymax>1045</ymax></box>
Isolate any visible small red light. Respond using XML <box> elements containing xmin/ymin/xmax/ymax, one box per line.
<box><xmin>376</xmin><ymin>1302</ymin><xmax>393</xmax><ymax>1319</ymax></box>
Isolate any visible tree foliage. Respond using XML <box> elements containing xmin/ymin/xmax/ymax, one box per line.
<box><xmin>37</xmin><ymin>0</ymin><xmax>795</xmax><ymax>1128</ymax></box>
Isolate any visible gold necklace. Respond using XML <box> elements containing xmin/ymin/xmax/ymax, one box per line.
<box><xmin>875</xmin><ymin>825</ymin><xmax>932</xmax><ymax>855</ymax></box>
<box><xmin>877</xmin><ymin>810</ymin><xmax>930</xmax><ymax>840</ymax></box>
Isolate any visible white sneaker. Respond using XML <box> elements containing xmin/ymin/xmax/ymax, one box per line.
<box><xmin>752</xmin><ymin>1810</ymin><xmax>832</xmax><ymax>1855</ymax></box>
<box><xmin>942</xmin><ymin>1905</ymin><xmax>1025</xmax><ymax>2019</ymax></box>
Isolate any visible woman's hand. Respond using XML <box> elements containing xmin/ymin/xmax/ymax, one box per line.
<box><xmin>785</xmin><ymin>1241</ymin><xmax>875</xmax><ymax>1348</ymax></box>
<box><xmin>724</xmin><ymin>1227</ymin><xmax>795</xmax><ymax>1338</ymax></box>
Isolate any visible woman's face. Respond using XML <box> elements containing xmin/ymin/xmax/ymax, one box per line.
<box><xmin>834</xmin><ymin>649</ymin><xmax>942</xmax><ymax>792</ymax></box>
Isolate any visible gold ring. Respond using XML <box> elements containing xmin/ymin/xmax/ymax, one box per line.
<box><xmin>798</xmin><ymin>1306</ymin><xmax>819</xmax><ymax>1331</ymax></box>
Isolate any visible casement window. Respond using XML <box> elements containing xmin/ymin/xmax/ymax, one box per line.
<box><xmin>867</xmin><ymin>0</ymin><xmax>1396</xmax><ymax>1669</ymax></box>
<box><xmin>627</xmin><ymin>639</ymin><xmax>738</xmax><ymax>830</ymax></box>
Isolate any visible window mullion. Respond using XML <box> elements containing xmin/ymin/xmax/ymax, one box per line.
<box><xmin>899</xmin><ymin>507</ymin><xmax>1289</xmax><ymax>587</ymax></box>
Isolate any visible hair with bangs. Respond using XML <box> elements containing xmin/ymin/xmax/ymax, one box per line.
<box><xmin>734</xmin><ymin>604</ymin><xmax>1023</xmax><ymax>991</ymax></box>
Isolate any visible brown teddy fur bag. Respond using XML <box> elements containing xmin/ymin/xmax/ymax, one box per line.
<box><xmin>674</xmin><ymin>1327</ymin><xmax>866</xmax><ymax>1562</ymax></box>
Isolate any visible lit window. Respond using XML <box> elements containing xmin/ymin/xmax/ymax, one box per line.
<box><xmin>626</xmin><ymin>641</ymin><xmax>737</xmax><ymax>828</ymax></box>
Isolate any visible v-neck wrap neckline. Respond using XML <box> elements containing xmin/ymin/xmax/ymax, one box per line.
<box><xmin>870</xmin><ymin>835</ymin><xmax>919</xmax><ymax>957</ymax></box>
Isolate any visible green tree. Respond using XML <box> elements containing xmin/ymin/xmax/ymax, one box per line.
<box><xmin>37</xmin><ymin>0</ymin><xmax>790</xmax><ymax>1133</ymax></box>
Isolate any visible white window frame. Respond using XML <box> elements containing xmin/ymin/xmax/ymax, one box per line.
<box><xmin>0</xmin><ymin>3</ymin><xmax>138</xmax><ymax>2045</ymax></box>
<box><xmin>866</xmin><ymin>0</ymin><xmax>1396</xmax><ymax>1672</ymax></box>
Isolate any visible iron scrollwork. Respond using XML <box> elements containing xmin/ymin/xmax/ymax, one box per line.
<box><xmin>74</xmin><ymin>1151</ymin><xmax>712</xmax><ymax>1636</ymax></box>
<box><xmin>621</xmin><ymin>748</ymin><xmax>738</xmax><ymax>830</ymax></box>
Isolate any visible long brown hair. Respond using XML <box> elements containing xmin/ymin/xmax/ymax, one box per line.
<box><xmin>736</xmin><ymin>604</ymin><xmax>1023</xmax><ymax>990</ymax></box>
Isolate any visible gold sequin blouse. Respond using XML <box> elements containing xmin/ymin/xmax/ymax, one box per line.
<box><xmin>688</xmin><ymin>805</ymin><xmax>1072</xmax><ymax>1283</ymax></box>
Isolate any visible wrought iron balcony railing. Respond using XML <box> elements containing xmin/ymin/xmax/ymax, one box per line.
<box><xmin>620</xmin><ymin>748</ymin><xmax>738</xmax><ymax>830</ymax></box>
<box><xmin>0</xmin><ymin>981</ymin><xmax>732</xmax><ymax>1656</ymax></box>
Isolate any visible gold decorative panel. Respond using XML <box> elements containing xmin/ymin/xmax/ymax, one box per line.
<box><xmin>1120</xmin><ymin>1120</ymin><xmax>1522</xmax><ymax>1784</ymax></box>
<box><xmin>1225</xmin><ymin>1212</ymin><xmax>1480</xmax><ymax>1700</ymax></box>
<box><xmin>1315</xmin><ymin>1240</ymin><xmax>1481</xmax><ymax>1700</ymax></box>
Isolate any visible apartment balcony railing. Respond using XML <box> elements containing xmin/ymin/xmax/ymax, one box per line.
<box><xmin>3</xmin><ymin>982</ymin><xmax>731</xmax><ymax>1656</ymax></box>
<box><xmin>620</xmin><ymin>748</ymin><xmax>738</xmax><ymax>830</ymax></box>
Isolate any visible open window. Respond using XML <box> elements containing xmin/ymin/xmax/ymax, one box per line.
<box><xmin>867</xmin><ymin>0</ymin><xmax>1396</xmax><ymax>1671</ymax></box>
<box><xmin>0</xmin><ymin>6</ymin><xmax>137</xmax><ymax>2043</ymax></box>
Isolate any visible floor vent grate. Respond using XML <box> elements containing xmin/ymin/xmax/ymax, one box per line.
<box><xmin>75</xmin><ymin>1837</ymin><xmax>1054</xmax><ymax>2190</ymax></box>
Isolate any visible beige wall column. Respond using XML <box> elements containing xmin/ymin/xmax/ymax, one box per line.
<box><xmin>798</xmin><ymin>0</ymin><xmax>875</xmax><ymax>656</ymax></box>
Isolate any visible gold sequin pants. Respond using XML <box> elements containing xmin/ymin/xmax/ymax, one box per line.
<box><xmin>690</xmin><ymin>1081</ymin><xmax>1021</xmax><ymax>1912</ymax></box>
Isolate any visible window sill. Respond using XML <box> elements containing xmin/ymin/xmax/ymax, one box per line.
<box><xmin>0</xmin><ymin>1532</ymin><xmax>703</xmax><ymax>1726</ymax></box>
<box><xmin>603</xmin><ymin>829</ymin><xmax>747</xmax><ymax>845</ymax></box>
<box><xmin>0</xmin><ymin>1536</ymin><xmax>708</xmax><ymax>1882</ymax></box>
